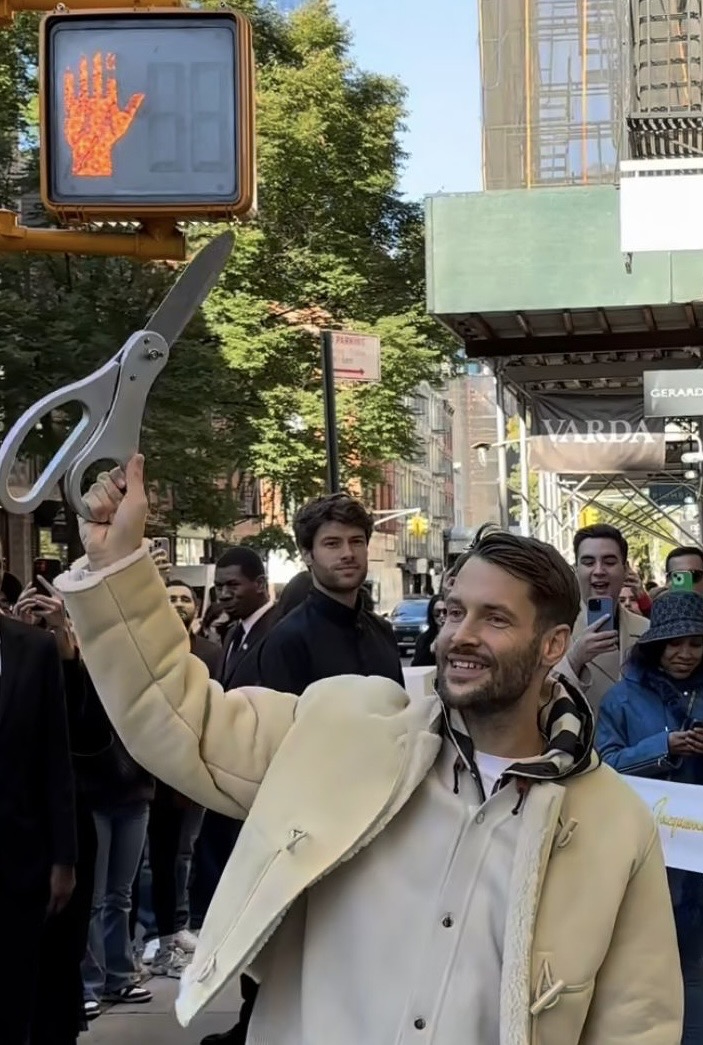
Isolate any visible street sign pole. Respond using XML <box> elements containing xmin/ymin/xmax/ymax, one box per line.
<box><xmin>320</xmin><ymin>331</ymin><xmax>341</xmax><ymax>494</ymax></box>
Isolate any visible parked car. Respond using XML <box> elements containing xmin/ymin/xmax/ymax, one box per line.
<box><xmin>389</xmin><ymin>597</ymin><xmax>431</xmax><ymax>654</ymax></box>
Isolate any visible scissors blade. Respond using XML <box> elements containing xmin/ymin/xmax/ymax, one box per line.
<box><xmin>145</xmin><ymin>230</ymin><xmax>234</xmax><ymax>346</ymax></box>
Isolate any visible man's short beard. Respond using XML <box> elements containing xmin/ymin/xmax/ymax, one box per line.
<box><xmin>438</xmin><ymin>634</ymin><xmax>543</xmax><ymax>719</ymax></box>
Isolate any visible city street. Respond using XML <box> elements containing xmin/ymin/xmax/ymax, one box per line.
<box><xmin>87</xmin><ymin>977</ymin><xmax>242</xmax><ymax>1045</ymax></box>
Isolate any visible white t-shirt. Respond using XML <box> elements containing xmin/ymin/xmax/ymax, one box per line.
<box><xmin>475</xmin><ymin>750</ymin><xmax>518</xmax><ymax>797</ymax></box>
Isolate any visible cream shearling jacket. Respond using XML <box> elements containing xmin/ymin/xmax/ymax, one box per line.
<box><xmin>57</xmin><ymin>550</ymin><xmax>683</xmax><ymax>1044</ymax></box>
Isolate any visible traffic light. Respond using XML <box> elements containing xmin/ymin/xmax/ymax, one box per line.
<box><xmin>579</xmin><ymin>506</ymin><xmax>599</xmax><ymax>528</ymax></box>
<box><xmin>407</xmin><ymin>514</ymin><xmax>430</xmax><ymax>539</ymax></box>
<box><xmin>38</xmin><ymin>8</ymin><xmax>256</xmax><ymax>225</ymax></box>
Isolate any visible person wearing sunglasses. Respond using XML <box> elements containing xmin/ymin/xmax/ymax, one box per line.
<box><xmin>410</xmin><ymin>594</ymin><xmax>447</xmax><ymax>667</ymax></box>
<box><xmin>666</xmin><ymin>547</ymin><xmax>703</xmax><ymax>596</ymax></box>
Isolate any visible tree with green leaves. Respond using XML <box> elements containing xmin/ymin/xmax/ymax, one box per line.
<box><xmin>0</xmin><ymin>1</ymin><xmax>459</xmax><ymax>561</ymax></box>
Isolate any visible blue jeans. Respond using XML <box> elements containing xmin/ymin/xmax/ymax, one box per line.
<box><xmin>82</xmin><ymin>801</ymin><xmax>149</xmax><ymax>1001</ymax></box>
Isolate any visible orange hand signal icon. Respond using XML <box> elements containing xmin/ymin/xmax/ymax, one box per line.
<box><xmin>63</xmin><ymin>53</ymin><xmax>144</xmax><ymax>177</ymax></box>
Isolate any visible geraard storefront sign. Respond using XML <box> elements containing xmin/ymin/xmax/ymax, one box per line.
<box><xmin>644</xmin><ymin>370</ymin><xmax>703</xmax><ymax>418</ymax></box>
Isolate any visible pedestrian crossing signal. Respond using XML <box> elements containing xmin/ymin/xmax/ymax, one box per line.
<box><xmin>39</xmin><ymin>8</ymin><xmax>256</xmax><ymax>224</ymax></box>
<box><xmin>408</xmin><ymin>515</ymin><xmax>429</xmax><ymax>538</ymax></box>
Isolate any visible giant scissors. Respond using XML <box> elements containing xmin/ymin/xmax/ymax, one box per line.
<box><xmin>0</xmin><ymin>231</ymin><xmax>233</xmax><ymax>520</ymax></box>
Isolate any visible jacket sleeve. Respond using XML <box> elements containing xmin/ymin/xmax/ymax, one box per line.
<box><xmin>40</xmin><ymin>635</ymin><xmax>77</xmax><ymax>867</ymax></box>
<box><xmin>580</xmin><ymin>828</ymin><xmax>683</xmax><ymax>1044</ymax></box>
<box><xmin>596</xmin><ymin>691</ymin><xmax>676</xmax><ymax>777</ymax></box>
<box><xmin>57</xmin><ymin>550</ymin><xmax>298</xmax><ymax>819</ymax></box>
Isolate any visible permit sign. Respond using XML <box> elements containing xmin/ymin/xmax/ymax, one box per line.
<box><xmin>331</xmin><ymin>331</ymin><xmax>381</xmax><ymax>383</ymax></box>
<box><xmin>643</xmin><ymin>369</ymin><xmax>703</xmax><ymax>418</ymax></box>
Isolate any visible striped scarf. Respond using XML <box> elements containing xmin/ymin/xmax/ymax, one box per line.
<box><xmin>443</xmin><ymin>672</ymin><xmax>600</xmax><ymax>803</ymax></box>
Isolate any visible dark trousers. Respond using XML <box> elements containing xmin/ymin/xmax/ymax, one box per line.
<box><xmin>191</xmin><ymin>812</ymin><xmax>258</xmax><ymax>1044</ymax></box>
<box><xmin>149</xmin><ymin>795</ymin><xmax>187</xmax><ymax>940</ymax></box>
<box><xmin>32</xmin><ymin>800</ymin><xmax>97</xmax><ymax>1045</ymax></box>
<box><xmin>190</xmin><ymin>811</ymin><xmax>242</xmax><ymax>930</ymax></box>
<box><xmin>1</xmin><ymin>887</ymin><xmax>47</xmax><ymax>1045</ymax></box>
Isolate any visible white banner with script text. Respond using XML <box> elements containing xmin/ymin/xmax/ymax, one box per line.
<box><xmin>625</xmin><ymin>776</ymin><xmax>703</xmax><ymax>873</ymax></box>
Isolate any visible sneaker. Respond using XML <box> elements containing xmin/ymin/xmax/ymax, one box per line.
<box><xmin>175</xmin><ymin>928</ymin><xmax>199</xmax><ymax>953</ymax></box>
<box><xmin>151</xmin><ymin>944</ymin><xmax>190</xmax><ymax>979</ymax></box>
<box><xmin>142</xmin><ymin>937</ymin><xmax>160</xmax><ymax>964</ymax></box>
<box><xmin>84</xmin><ymin>1000</ymin><xmax>101</xmax><ymax>1021</ymax></box>
<box><xmin>103</xmin><ymin>984</ymin><xmax>153</xmax><ymax>1004</ymax></box>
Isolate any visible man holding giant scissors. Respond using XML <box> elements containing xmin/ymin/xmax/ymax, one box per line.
<box><xmin>51</xmin><ymin>452</ymin><xmax>684</xmax><ymax>1045</ymax></box>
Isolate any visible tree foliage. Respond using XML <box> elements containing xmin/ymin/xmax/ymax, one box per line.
<box><xmin>0</xmin><ymin>1</ymin><xmax>459</xmax><ymax>547</ymax></box>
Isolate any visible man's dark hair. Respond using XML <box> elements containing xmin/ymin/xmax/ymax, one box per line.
<box><xmin>216</xmin><ymin>546</ymin><xmax>265</xmax><ymax>580</ymax></box>
<box><xmin>665</xmin><ymin>546</ymin><xmax>703</xmax><ymax>574</ymax></box>
<box><xmin>166</xmin><ymin>579</ymin><xmax>199</xmax><ymax>604</ymax></box>
<box><xmin>573</xmin><ymin>524</ymin><xmax>628</xmax><ymax>564</ymax></box>
<box><xmin>293</xmin><ymin>493</ymin><xmax>374</xmax><ymax>553</ymax></box>
<box><xmin>456</xmin><ymin>531</ymin><xmax>581</xmax><ymax>631</ymax></box>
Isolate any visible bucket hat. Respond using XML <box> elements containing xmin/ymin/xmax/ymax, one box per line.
<box><xmin>638</xmin><ymin>590</ymin><xmax>703</xmax><ymax>645</ymax></box>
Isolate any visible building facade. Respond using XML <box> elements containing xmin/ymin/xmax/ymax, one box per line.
<box><xmin>369</xmin><ymin>381</ymin><xmax>454</xmax><ymax>608</ymax></box>
<box><xmin>449</xmin><ymin>363</ymin><xmax>502</xmax><ymax>531</ymax></box>
<box><xmin>480</xmin><ymin>0</ymin><xmax>623</xmax><ymax>190</ymax></box>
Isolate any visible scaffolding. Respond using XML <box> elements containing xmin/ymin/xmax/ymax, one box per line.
<box><xmin>627</xmin><ymin>0</ymin><xmax>703</xmax><ymax>156</ymax></box>
<box><xmin>480</xmin><ymin>0</ymin><xmax>624</xmax><ymax>189</ymax></box>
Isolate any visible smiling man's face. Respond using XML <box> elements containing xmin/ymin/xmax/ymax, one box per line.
<box><xmin>435</xmin><ymin>556</ymin><xmax>546</xmax><ymax>718</ymax></box>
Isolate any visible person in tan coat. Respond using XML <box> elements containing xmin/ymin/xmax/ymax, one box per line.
<box><xmin>558</xmin><ymin>523</ymin><xmax>649</xmax><ymax>718</ymax></box>
<box><xmin>54</xmin><ymin>457</ymin><xmax>682</xmax><ymax>1045</ymax></box>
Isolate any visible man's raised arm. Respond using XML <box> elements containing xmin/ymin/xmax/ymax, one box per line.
<box><xmin>55</xmin><ymin>456</ymin><xmax>297</xmax><ymax>819</ymax></box>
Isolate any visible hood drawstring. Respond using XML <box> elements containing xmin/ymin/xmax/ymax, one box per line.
<box><xmin>512</xmin><ymin>778</ymin><xmax>531</xmax><ymax>816</ymax></box>
<box><xmin>453</xmin><ymin>758</ymin><xmax>464</xmax><ymax>795</ymax></box>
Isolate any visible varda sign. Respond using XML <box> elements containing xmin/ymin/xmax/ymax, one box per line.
<box><xmin>529</xmin><ymin>394</ymin><xmax>666</xmax><ymax>473</ymax></box>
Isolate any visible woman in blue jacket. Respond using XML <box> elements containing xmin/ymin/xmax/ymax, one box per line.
<box><xmin>597</xmin><ymin>590</ymin><xmax>703</xmax><ymax>1044</ymax></box>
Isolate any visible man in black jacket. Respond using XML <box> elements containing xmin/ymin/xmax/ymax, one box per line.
<box><xmin>257</xmin><ymin>492</ymin><xmax>403</xmax><ymax>694</ymax></box>
<box><xmin>0</xmin><ymin>573</ymin><xmax>77</xmax><ymax>1044</ymax></box>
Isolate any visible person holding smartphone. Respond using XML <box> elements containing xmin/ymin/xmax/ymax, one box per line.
<box><xmin>597</xmin><ymin>590</ymin><xmax>703</xmax><ymax>1044</ymax></box>
<box><xmin>557</xmin><ymin>524</ymin><xmax>649</xmax><ymax>718</ymax></box>
<box><xmin>666</xmin><ymin>547</ymin><xmax>703</xmax><ymax>596</ymax></box>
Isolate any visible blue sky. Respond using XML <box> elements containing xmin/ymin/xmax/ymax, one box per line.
<box><xmin>333</xmin><ymin>0</ymin><xmax>483</xmax><ymax>199</ymax></box>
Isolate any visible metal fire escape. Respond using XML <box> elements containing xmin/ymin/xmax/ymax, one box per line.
<box><xmin>627</xmin><ymin>0</ymin><xmax>703</xmax><ymax>157</ymax></box>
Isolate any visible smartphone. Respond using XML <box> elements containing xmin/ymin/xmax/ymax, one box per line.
<box><xmin>150</xmin><ymin>537</ymin><xmax>170</xmax><ymax>556</ymax></box>
<box><xmin>690</xmin><ymin>720</ymin><xmax>703</xmax><ymax>731</ymax></box>
<box><xmin>670</xmin><ymin>571</ymin><xmax>694</xmax><ymax>592</ymax></box>
<box><xmin>32</xmin><ymin>557</ymin><xmax>62</xmax><ymax>590</ymax></box>
<box><xmin>587</xmin><ymin>596</ymin><xmax>614</xmax><ymax>631</ymax></box>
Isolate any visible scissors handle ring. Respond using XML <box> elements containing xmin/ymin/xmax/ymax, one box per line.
<box><xmin>0</xmin><ymin>358</ymin><xmax>120</xmax><ymax>516</ymax></box>
<box><xmin>65</xmin><ymin>331</ymin><xmax>170</xmax><ymax>519</ymax></box>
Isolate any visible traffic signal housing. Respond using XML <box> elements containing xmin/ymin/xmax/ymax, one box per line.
<box><xmin>39</xmin><ymin>7</ymin><xmax>256</xmax><ymax>225</ymax></box>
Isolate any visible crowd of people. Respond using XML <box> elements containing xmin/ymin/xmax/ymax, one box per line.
<box><xmin>4</xmin><ymin>455</ymin><xmax>703</xmax><ymax>1043</ymax></box>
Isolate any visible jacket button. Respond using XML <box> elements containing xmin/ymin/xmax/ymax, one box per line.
<box><xmin>414</xmin><ymin>1018</ymin><xmax>426</xmax><ymax>1030</ymax></box>
<box><xmin>475</xmin><ymin>811</ymin><xmax>486</xmax><ymax>824</ymax></box>
<box><xmin>442</xmin><ymin>915</ymin><xmax>454</xmax><ymax>928</ymax></box>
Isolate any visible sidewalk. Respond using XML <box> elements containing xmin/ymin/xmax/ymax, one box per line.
<box><xmin>86</xmin><ymin>976</ymin><xmax>242</xmax><ymax>1044</ymax></box>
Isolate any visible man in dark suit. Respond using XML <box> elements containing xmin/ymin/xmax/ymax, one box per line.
<box><xmin>215</xmin><ymin>547</ymin><xmax>278</xmax><ymax>690</ymax></box>
<box><xmin>0</xmin><ymin>571</ymin><xmax>77</xmax><ymax>1044</ymax></box>
<box><xmin>193</xmin><ymin>550</ymin><xmax>278</xmax><ymax>921</ymax></box>
<box><xmin>194</xmin><ymin>548</ymin><xmax>278</xmax><ymax>1045</ymax></box>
